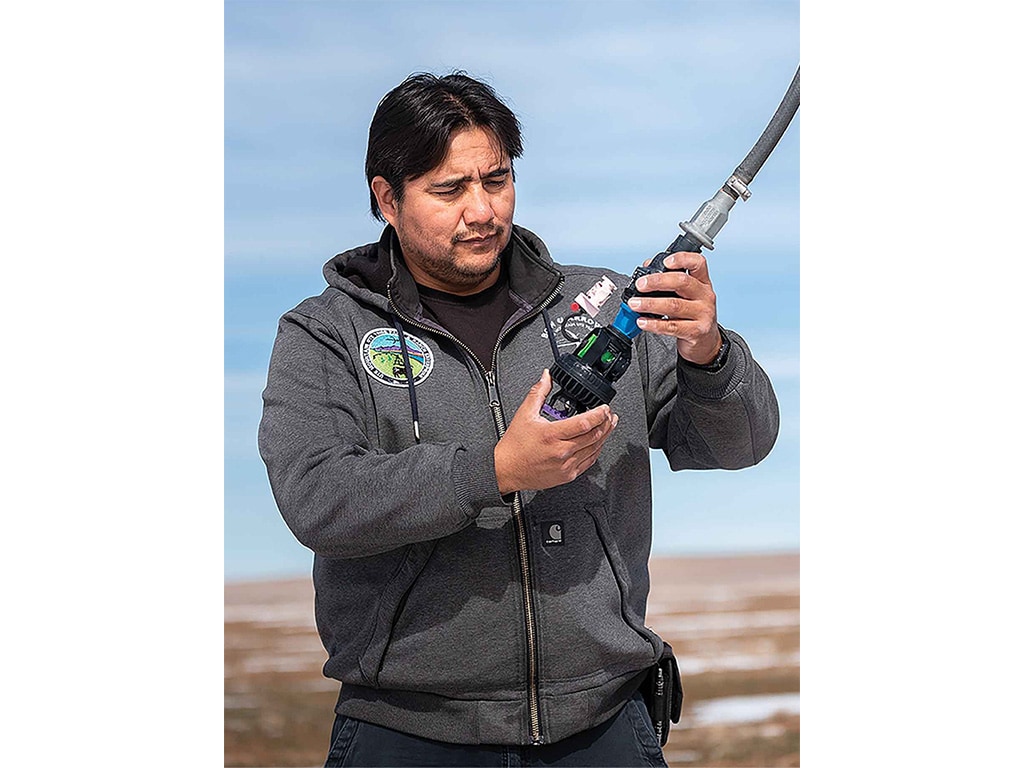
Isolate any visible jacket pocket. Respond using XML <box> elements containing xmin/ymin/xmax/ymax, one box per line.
<box><xmin>529</xmin><ymin>501</ymin><xmax>659</xmax><ymax>685</ymax></box>
<box><xmin>358</xmin><ymin>539</ymin><xmax>437</xmax><ymax>687</ymax></box>
<box><xmin>375</xmin><ymin>513</ymin><xmax>525</xmax><ymax>697</ymax></box>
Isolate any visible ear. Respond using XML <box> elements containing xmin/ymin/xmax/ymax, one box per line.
<box><xmin>371</xmin><ymin>176</ymin><xmax>399</xmax><ymax>226</ymax></box>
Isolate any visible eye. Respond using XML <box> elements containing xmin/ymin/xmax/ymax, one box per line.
<box><xmin>485</xmin><ymin>176</ymin><xmax>508</xmax><ymax>189</ymax></box>
<box><xmin>435</xmin><ymin>186</ymin><xmax>461</xmax><ymax>198</ymax></box>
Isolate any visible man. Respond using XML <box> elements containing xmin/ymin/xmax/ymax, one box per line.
<box><xmin>259</xmin><ymin>72</ymin><xmax>779</xmax><ymax>767</ymax></box>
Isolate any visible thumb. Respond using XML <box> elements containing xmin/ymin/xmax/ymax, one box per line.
<box><xmin>525</xmin><ymin>368</ymin><xmax>553</xmax><ymax>405</ymax></box>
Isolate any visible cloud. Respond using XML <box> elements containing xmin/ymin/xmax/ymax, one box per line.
<box><xmin>755</xmin><ymin>354</ymin><xmax>801</xmax><ymax>382</ymax></box>
<box><xmin>225</xmin><ymin>43</ymin><xmax>383</xmax><ymax>85</ymax></box>
<box><xmin>224</xmin><ymin>1</ymin><xmax>802</xmax><ymax>573</ymax></box>
<box><xmin>225</xmin><ymin>209</ymin><xmax>379</xmax><ymax>265</ymax></box>
<box><xmin>225</xmin><ymin>2</ymin><xmax>800</xmax><ymax>135</ymax></box>
<box><xmin>225</xmin><ymin>371</ymin><xmax>268</xmax><ymax>394</ymax></box>
<box><xmin>515</xmin><ymin>194</ymin><xmax>799</xmax><ymax>270</ymax></box>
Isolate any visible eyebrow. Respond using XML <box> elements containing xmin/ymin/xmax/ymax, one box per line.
<box><xmin>429</xmin><ymin>167</ymin><xmax>511</xmax><ymax>189</ymax></box>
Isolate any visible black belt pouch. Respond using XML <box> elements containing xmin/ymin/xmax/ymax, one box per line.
<box><xmin>641</xmin><ymin>641</ymin><xmax>683</xmax><ymax>746</ymax></box>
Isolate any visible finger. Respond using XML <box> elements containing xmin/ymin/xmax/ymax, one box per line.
<box><xmin>553</xmin><ymin>403</ymin><xmax>612</xmax><ymax>440</ymax></box>
<box><xmin>626</xmin><ymin>294</ymin><xmax>699</xmax><ymax>319</ymax></box>
<box><xmin>635</xmin><ymin>316</ymin><xmax>712</xmax><ymax>340</ymax></box>
<box><xmin>569</xmin><ymin>420</ymin><xmax>615</xmax><ymax>474</ymax></box>
<box><xmin>635</xmin><ymin>270</ymin><xmax>711</xmax><ymax>301</ymax></box>
<box><xmin>664</xmin><ymin>251</ymin><xmax>711</xmax><ymax>283</ymax></box>
<box><xmin>523</xmin><ymin>368</ymin><xmax>553</xmax><ymax>409</ymax></box>
<box><xmin>564</xmin><ymin>410</ymin><xmax>617</xmax><ymax>452</ymax></box>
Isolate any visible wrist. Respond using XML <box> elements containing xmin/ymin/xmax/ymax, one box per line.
<box><xmin>680</xmin><ymin>327</ymin><xmax>730</xmax><ymax>371</ymax></box>
<box><xmin>494</xmin><ymin>445</ymin><xmax>516</xmax><ymax>496</ymax></box>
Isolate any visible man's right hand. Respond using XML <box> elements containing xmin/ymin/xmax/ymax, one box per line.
<box><xmin>494</xmin><ymin>369</ymin><xmax>618</xmax><ymax>495</ymax></box>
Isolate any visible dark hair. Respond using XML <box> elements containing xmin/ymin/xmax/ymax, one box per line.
<box><xmin>365</xmin><ymin>72</ymin><xmax>523</xmax><ymax>222</ymax></box>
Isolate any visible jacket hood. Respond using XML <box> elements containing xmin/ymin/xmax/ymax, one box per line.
<box><xmin>322</xmin><ymin>224</ymin><xmax>562</xmax><ymax>319</ymax></box>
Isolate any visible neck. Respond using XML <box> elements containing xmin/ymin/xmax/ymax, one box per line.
<box><xmin>412</xmin><ymin>264</ymin><xmax>502</xmax><ymax>296</ymax></box>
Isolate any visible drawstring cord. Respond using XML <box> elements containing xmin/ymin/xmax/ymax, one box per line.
<box><xmin>391</xmin><ymin>309</ymin><xmax>560</xmax><ymax>446</ymax></box>
<box><xmin>391</xmin><ymin>315</ymin><xmax>421</xmax><ymax>444</ymax></box>
<box><xmin>541</xmin><ymin>308</ymin><xmax>560</xmax><ymax>362</ymax></box>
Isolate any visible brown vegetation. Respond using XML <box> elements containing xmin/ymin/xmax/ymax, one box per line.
<box><xmin>225</xmin><ymin>552</ymin><xmax>799</xmax><ymax>766</ymax></box>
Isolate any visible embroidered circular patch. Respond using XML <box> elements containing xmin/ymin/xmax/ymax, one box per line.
<box><xmin>359</xmin><ymin>328</ymin><xmax>435</xmax><ymax>388</ymax></box>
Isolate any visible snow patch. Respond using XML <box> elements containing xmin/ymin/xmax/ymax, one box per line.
<box><xmin>688</xmin><ymin>693</ymin><xmax>800</xmax><ymax>725</ymax></box>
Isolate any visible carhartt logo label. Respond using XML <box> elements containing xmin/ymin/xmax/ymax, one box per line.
<box><xmin>542</xmin><ymin>522</ymin><xmax>564</xmax><ymax>546</ymax></box>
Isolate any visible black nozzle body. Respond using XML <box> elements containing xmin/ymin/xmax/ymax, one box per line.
<box><xmin>542</xmin><ymin>325</ymin><xmax>633</xmax><ymax>421</ymax></box>
<box><xmin>621</xmin><ymin>231</ymin><xmax>705</xmax><ymax>308</ymax></box>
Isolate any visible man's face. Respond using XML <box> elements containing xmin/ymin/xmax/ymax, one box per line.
<box><xmin>373</xmin><ymin>126</ymin><xmax>515</xmax><ymax>295</ymax></box>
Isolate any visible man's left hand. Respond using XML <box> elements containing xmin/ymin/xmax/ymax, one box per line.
<box><xmin>626</xmin><ymin>251</ymin><xmax>722</xmax><ymax>365</ymax></box>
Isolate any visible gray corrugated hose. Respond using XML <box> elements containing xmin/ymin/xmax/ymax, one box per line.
<box><xmin>733</xmin><ymin>67</ymin><xmax>800</xmax><ymax>187</ymax></box>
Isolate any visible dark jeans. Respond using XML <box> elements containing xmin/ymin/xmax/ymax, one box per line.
<box><xmin>324</xmin><ymin>691</ymin><xmax>668</xmax><ymax>767</ymax></box>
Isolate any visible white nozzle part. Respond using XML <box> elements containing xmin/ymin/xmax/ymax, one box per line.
<box><xmin>574</xmin><ymin>275</ymin><xmax>617</xmax><ymax>317</ymax></box>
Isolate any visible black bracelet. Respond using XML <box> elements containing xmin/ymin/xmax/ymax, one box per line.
<box><xmin>683</xmin><ymin>328</ymin><xmax>731</xmax><ymax>372</ymax></box>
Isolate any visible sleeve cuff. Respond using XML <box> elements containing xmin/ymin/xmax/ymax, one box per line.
<box><xmin>451</xmin><ymin>441</ymin><xmax>512</xmax><ymax>520</ymax></box>
<box><xmin>677</xmin><ymin>328</ymin><xmax>747</xmax><ymax>400</ymax></box>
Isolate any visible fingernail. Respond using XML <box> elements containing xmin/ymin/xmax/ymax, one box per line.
<box><xmin>627</xmin><ymin>298</ymin><xmax>641</xmax><ymax>310</ymax></box>
<box><xmin>637</xmin><ymin>318</ymin><xmax>648</xmax><ymax>328</ymax></box>
<box><xmin>636</xmin><ymin>276</ymin><xmax>648</xmax><ymax>290</ymax></box>
<box><xmin>612</xmin><ymin>414</ymin><xmax>619</xmax><ymax>428</ymax></box>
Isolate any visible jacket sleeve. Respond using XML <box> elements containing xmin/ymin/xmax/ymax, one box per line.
<box><xmin>257</xmin><ymin>311</ymin><xmax>506</xmax><ymax>559</ymax></box>
<box><xmin>639</xmin><ymin>327</ymin><xmax>780</xmax><ymax>470</ymax></box>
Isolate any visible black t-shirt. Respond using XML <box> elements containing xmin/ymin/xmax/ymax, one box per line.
<box><xmin>417</xmin><ymin>268</ymin><xmax>517</xmax><ymax>371</ymax></box>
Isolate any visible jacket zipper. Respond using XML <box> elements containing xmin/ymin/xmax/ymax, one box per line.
<box><xmin>485</xmin><ymin>368</ymin><xmax>543</xmax><ymax>744</ymax></box>
<box><xmin>388</xmin><ymin>277</ymin><xmax>563</xmax><ymax>745</ymax></box>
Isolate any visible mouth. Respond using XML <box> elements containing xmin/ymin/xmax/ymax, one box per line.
<box><xmin>455</xmin><ymin>230</ymin><xmax>502</xmax><ymax>246</ymax></box>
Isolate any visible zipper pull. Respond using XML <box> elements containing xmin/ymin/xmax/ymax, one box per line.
<box><xmin>484</xmin><ymin>370</ymin><xmax>500</xmax><ymax>407</ymax></box>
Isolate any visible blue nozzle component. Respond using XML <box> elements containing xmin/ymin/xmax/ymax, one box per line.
<box><xmin>611</xmin><ymin>302</ymin><xmax>643</xmax><ymax>339</ymax></box>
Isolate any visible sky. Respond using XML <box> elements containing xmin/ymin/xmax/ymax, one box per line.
<box><xmin>225</xmin><ymin>0</ymin><xmax>801</xmax><ymax>580</ymax></box>
<box><xmin>10</xmin><ymin>3</ymin><xmax>1024</xmax><ymax>764</ymax></box>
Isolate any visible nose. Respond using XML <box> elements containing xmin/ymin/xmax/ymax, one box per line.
<box><xmin>462</xmin><ymin>183</ymin><xmax>495</xmax><ymax>226</ymax></box>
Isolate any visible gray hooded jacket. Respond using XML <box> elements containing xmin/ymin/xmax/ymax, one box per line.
<box><xmin>258</xmin><ymin>224</ymin><xmax>779</xmax><ymax>745</ymax></box>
